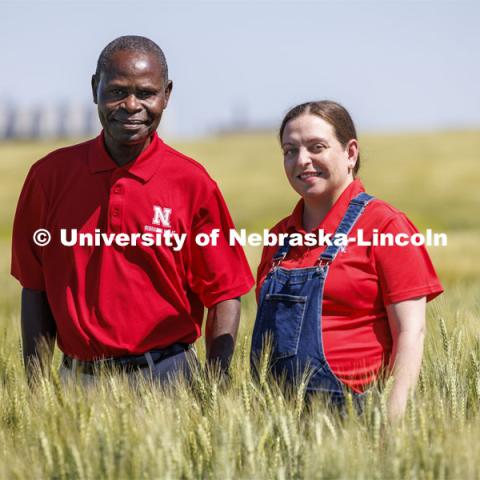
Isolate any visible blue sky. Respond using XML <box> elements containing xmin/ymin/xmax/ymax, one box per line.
<box><xmin>2</xmin><ymin>0</ymin><xmax>479</xmax><ymax>137</ymax></box>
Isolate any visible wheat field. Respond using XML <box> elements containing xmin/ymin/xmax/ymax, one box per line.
<box><xmin>0</xmin><ymin>130</ymin><xmax>479</xmax><ymax>479</ymax></box>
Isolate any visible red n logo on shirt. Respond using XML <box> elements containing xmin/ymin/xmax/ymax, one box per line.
<box><xmin>152</xmin><ymin>206</ymin><xmax>172</xmax><ymax>227</ymax></box>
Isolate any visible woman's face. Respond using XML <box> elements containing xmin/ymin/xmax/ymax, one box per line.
<box><xmin>282</xmin><ymin>113</ymin><xmax>358</xmax><ymax>202</ymax></box>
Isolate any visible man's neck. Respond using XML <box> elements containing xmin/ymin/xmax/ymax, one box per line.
<box><xmin>104</xmin><ymin>135</ymin><xmax>152</xmax><ymax>167</ymax></box>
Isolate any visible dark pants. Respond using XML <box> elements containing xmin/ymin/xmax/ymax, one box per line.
<box><xmin>59</xmin><ymin>348</ymin><xmax>200</xmax><ymax>387</ymax></box>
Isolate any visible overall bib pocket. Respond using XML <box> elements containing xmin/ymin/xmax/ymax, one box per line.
<box><xmin>252</xmin><ymin>293</ymin><xmax>307</xmax><ymax>360</ymax></box>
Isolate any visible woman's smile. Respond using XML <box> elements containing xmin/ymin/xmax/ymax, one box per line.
<box><xmin>297</xmin><ymin>170</ymin><xmax>325</xmax><ymax>182</ymax></box>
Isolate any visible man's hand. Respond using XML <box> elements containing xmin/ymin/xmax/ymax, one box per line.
<box><xmin>205</xmin><ymin>298</ymin><xmax>241</xmax><ymax>375</ymax></box>
<box><xmin>21</xmin><ymin>288</ymin><xmax>57</xmax><ymax>382</ymax></box>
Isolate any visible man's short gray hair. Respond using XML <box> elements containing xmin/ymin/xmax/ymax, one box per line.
<box><xmin>95</xmin><ymin>35</ymin><xmax>168</xmax><ymax>83</ymax></box>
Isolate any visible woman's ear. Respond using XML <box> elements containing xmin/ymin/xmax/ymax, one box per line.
<box><xmin>346</xmin><ymin>139</ymin><xmax>359</xmax><ymax>172</ymax></box>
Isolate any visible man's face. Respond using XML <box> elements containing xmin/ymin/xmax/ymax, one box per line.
<box><xmin>92</xmin><ymin>49</ymin><xmax>172</xmax><ymax>146</ymax></box>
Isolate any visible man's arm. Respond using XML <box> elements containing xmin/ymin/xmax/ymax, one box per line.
<box><xmin>21</xmin><ymin>288</ymin><xmax>57</xmax><ymax>381</ymax></box>
<box><xmin>386</xmin><ymin>296</ymin><xmax>426</xmax><ymax>423</ymax></box>
<box><xmin>205</xmin><ymin>298</ymin><xmax>241</xmax><ymax>373</ymax></box>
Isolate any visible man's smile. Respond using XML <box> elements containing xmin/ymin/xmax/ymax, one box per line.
<box><xmin>113</xmin><ymin>118</ymin><xmax>148</xmax><ymax>129</ymax></box>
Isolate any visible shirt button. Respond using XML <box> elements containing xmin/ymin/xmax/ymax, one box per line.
<box><xmin>112</xmin><ymin>208</ymin><xmax>120</xmax><ymax>216</ymax></box>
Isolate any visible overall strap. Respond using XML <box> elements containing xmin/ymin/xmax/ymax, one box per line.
<box><xmin>271</xmin><ymin>239</ymin><xmax>291</xmax><ymax>269</ymax></box>
<box><xmin>318</xmin><ymin>192</ymin><xmax>375</xmax><ymax>265</ymax></box>
<box><xmin>270</xmin><ymin>192</ymin><xmax>375</xmax><ymax>270</ymax></box>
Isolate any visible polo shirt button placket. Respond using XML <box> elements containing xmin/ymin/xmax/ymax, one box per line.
<box><xmin>109</xmin><ymin>180</ymin><xmax>125</xmax><ymax>238</ymax></box>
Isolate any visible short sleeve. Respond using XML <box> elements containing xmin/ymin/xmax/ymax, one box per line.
<box><xmin>373</xmin><ymin>213</ymin><xmax>444</xmax><ymax>305</ymax></box>
<box><xmin>187</xmin><ymin>184</ymin><xmax>254</xmax><ymax>308</ymax></box>
<box><xmin>11</xmin><ymin>166</ymin><xmax>48</xmax><ymax>290</ymax></box>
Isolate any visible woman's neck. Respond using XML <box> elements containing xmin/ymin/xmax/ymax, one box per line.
<box><xmin>302</xmin><ymin>199</ymin><xmax>332</xmax><ymax>232</ymax></box>
<box><xmin>302</xmin><ymin>179</ymin><xmax>354</xmax><ymax>232</ymax></box>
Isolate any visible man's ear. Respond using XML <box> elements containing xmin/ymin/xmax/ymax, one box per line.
<box><xmin>164</xmin><ymin>80</ymin><xmax>173</xmax><ymax>108</ymax></box>
<box><xmin>91</xmin><ymin>74</ymin><xmax>98</xmax><ymax>104</ymax></box>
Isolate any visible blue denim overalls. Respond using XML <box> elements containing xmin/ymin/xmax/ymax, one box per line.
<box><xmin>251</xmin><ymin>192</ymin><xmax>374</xmax><ymax>405</ymax></box>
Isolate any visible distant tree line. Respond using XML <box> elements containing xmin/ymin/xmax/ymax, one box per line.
<box><xmin>0</xmin><ymin>103</ymin><xmax>101</xmax><ymax>139</ymax></box>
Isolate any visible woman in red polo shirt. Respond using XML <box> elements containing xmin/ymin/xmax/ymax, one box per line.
<box><xmin>251</xmin><ymin>100</ymin><xmax>443</xmax><ymax>420</ymax></box>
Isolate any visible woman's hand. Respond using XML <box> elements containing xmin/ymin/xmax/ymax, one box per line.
<box><xmin>386</xmin><ymin>296</ymin><xmax>427</xmax><ymax>423</ymax></box>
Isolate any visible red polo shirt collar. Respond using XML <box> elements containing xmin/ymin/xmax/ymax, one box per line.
<box><xmin>285</xmin><ymin>178</ymin><xmax>366</xmax><ymax>233</ymax></box>
<box><xmin>87</xmin><ymin>131</ymin><xmax>165</xmax><ymax>183</ymax></box>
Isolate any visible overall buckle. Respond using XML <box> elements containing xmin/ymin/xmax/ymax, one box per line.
<box><xmin>316</xmin><ymin>257</ymin><xmax>332</xmax><ymax>267</ymax></box>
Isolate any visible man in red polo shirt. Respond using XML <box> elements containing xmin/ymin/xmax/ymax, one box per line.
<box><xmin>11</xmin><ymin>35</ymin><xmax>254</xmax><ymax>382</ymax></box>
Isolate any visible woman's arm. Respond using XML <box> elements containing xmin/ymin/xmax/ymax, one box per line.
<box><xmin>386</xmin><ymin>296</ymin><xmax>426</xmax><ymax>423</ymax></box>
